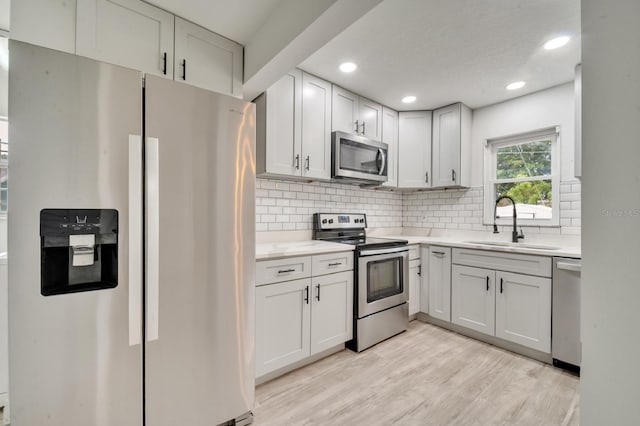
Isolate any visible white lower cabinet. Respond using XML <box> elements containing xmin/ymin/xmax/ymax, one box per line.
<box><xmin>451</xmin><ymin>265</ymin><xmax>495</xmax><ymax>335</ymax></box>
<box><xmin>408</xmin><ymin>259</ymin><xmax>421</xmax><ymax>316</ymax></box>
<box><xmin>310</xmin><ymin>272</ymin><xmax>353</xmax><ymax>354</ymax></box>
<box><xmin>427</xmin><ymin>246</ymin><xmax>451</xmax><ymax>322</ymax></box>
<box><xmin>255</xmin><ymin>278</ymin><xmax>311</xmax><ymax>377</ymax></box>
<box><xmin>256</xmin><ymin>254</ymin><xmax>354</xmax><ymax>379</ymax></box>
<box><xmin>450</xmin><ymin>248</ymin><xmax>552</xmax><ymax>353</ymax></box>
<box><xmin>495</xmin><ymin>271</ymin><xmax>551</xmax><ymax>353</ymax></box>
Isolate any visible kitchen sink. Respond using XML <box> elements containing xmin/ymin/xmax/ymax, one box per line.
<box><xmin>464</xmin><ymin>241</ymin><xmax>561</xmax><ymax>251</ymax></box>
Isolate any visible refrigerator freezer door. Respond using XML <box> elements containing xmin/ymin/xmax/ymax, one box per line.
<box><xmin>8</xmin><ymin>42</ymin><xmax>144</xmax><ymax>425</ymax></box>
<box><xmin>144</xmin><ymin>75</ymin><xmax>256</xmax><ymax>426</ymax></box>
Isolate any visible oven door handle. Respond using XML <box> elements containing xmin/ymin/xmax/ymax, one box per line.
<box><xmin>359</xmin><ymin>246</ymin><xmax>409</xmax><ymax>257</ymax></box>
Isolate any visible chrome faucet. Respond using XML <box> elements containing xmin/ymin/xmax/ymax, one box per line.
<box><xmin>493</xmin><ymin>195</ymin><xmax>525</xmax><ymax>243</ymax></box>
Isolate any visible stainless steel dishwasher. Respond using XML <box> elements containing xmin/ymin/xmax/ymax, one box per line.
<box><xmin>552</xmin><ymin>257</ymin><xmax>582</xmax><ymax>371</ymax></box>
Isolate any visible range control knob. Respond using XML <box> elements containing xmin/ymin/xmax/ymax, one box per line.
<box><xmin>328</xmin><ymin>219</ymin><xmax>334</xmax><ymax>224</ymax></box>
<box><xmin>322</xmin><ymin>219</ymin><xmax>327</xmax><ymax>224</ymax></box>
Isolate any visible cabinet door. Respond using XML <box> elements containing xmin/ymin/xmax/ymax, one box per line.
<box><xmin>255</xmin><ymin>278</ymin><xmax>311</xmax><ymax>377</ymax></box>
<box><xmin>432</xmin><ymin>103</ymin><xmax>461</xmax><ymax>188</ymax></box>
<box><xmin>381</xmin><ymin>107</ymin><xmax>399</xmax><ymax>187</ymax></box>
<box><xmin>495</xmin><ymin>271</ymin><xmax>551</xmax><ymax>353</ymax></box>
<box><xmin>263</xmin><ymin>69</ymin><xmax>303</xmax><ymax>177</ymax></box>
<box><xmin>427</xmin><ymin>246</ymin><xmax>451</xmax><ymax>321</ymax></box>
<box><xmin>359</xmin><ymin>97</ymin><xmax>383</xmax><ymax>141</ymax></box>
<box><xmin>420</xmin><ymin>247</ymin><xmax>430</xmax><ymax>313</ymax></box>
<box><xmin>301</xmin><ymin>73</ymin><xmax>332</xmax><ymax>180</ymax></box>
<box><xmin>398</xmin><ymin>111</ymin><xmax>432</xmax><ymax>188</ymax></box>
<box><xmin>451</xmin><ymin>265</ymin><xmax>495</xmax><ymax>335</ymax></box>
<box><xmin>76</xmin><ymin>0</ymin><xmax>174</xmax><ymax>78</ymax></box>
<box><xmin>332</xmin><ymin>85</ymin><xmax>359</xmax><ymax>134</ymax></box>
<box><xmin>310</xmin><ymin>271</ymin><xmax>353</xmax><ymax>355</ymax></box>
<box><xmin>408</xmin><ymin>259</ymin><xmax>421</xmax><ymax>315</ymax></box>
<box><xmin>174</xmin><ymin>17</ymin><xmax>243</xmax><ymax>97</ymax></box>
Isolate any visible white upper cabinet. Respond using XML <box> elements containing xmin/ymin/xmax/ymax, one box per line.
<box><xmin>76</xmin><ymin>0</ymin><xmax>175</xmax><ymax>78</ymax></box>
<box><xmin>256</xmin><ymin>70</ymin><xmax>332</xmax><ymax>181</ymax></box>
<box><xmin>76</xmin><ymin>0</ymin><xmax>243</xmax><ymax>97</ymax></box>
<box><xmin>174</xmin><ymin>17</ymin><xmax>243</xmax><ymax>97</ymax></box>
<box><xmin>398</xmin><ymin>111</ymin><xmax>432</xmax><ymax>188</ymax></box>
<box><xmin>332</xmin><ymin>86</ymin><xmax>360</xmax><ymax>135</ymax></box>
<box><xmin>431</xmin><ymin>102</ymin><xmax>471</xmax><ymax>188</ymax></box>
<box><xmin>381</xmin><ymin>107</ymin><xmax>399</xmax><ymax>188</ymax></box>
<box><xmin>331</xmin><ymin>86</ymin><xmax>383</xmax><ymax>141</ymax></box>
<box><xmin>255</xmin><ymin>69</ymin><xmax>303</xmax><ymax>178</ymax></box>
<box><xmin>359</xmin><ymin>97</ymin><xmax>383</xmax><ymax>141</ymax></box>
<box><xmin>301</xmin><ymin>73</ymin><xmax>332</xmax><ymax>180</ymax></box>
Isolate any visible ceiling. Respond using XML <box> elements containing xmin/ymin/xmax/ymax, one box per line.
<box><xmin>145</xmin><ymin>0</ymin><xmax>282</xmax><ymax>45</ymax></box>
<box><xmin>0</xmin><ymin>0</ymin><xmax>9</xmax><ymax>31</ymax></box>
<box><xmin>300</xmin><ymin>0</ymin><xmax>581</xmax><ymax>110</ymax></box>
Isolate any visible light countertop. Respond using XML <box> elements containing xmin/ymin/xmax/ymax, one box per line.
<box><xmin>378</xmin><ymin>235</ymin><xmax>581</xmax><ymax>258</ymax></box>
<box><xmin>256</xmin><ymin>240</ymin><xmax>354</xmax><ymax>260</ymax></box>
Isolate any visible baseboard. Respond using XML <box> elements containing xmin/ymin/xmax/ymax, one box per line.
<box><xmin>255</xmin><ymin>344</ymin><xmax>345</xmax><ymax>386</ymax></box>
<box><xmin>416</xmin><ymin>313</ymin><xmax>553</xmax><ymax>365</ymax></box>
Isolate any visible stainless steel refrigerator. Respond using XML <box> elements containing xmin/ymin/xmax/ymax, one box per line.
<box><xmin>8</xmin><ymin>41</ymin><xmax>255</xmax><ymax>426</ymax></box>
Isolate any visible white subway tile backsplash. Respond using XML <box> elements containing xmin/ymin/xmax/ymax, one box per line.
<box><xmin>256</xmin><ymin>178</ymin><xmax>581</xmax><ymax>234</ymax></box>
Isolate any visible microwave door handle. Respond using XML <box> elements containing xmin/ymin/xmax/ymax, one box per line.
<box><xmin>377</xmin><ymin>148</ymin><xmax>386</xmax><ymax>175</ymax></box>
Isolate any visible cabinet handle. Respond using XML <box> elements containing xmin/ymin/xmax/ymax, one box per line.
<box><xmin>452</xmin><ymin>169</ymin><xmax>456</xmax><ymax>181</ymax></box>
<box><xmin>432</xmin><ymin>251</ymin><xmax>445</xmax><ymax>256</ymax></box>
<box><xmin>295</xmin><ymin>154</ymin><xmax>300</xmax><ymax>170</ymax></box>
<box><xmin>304</xmin><ymin>286</ymin><xmax>309</xmax><ymax>304</ymax></box>
<box><xmin>328</xmin><ymin>262</ymin><xmax>342</xmax><ymax>267</ymax></box>
<box><xmin>182</xmin><ymin>59</ymin><xmax>187</xmax><ymax>80</ymax></box>
<box><xmin>417</xmin><ymin>265</ymin><xmax>422</xmax><ymax>276</ymax></box>
<box><xmin>486</xmin><ymin>275</ymin><xmax>489</xmax><ymax>291</ymax></box>
<box><xmin>500</xmin><ymin>277</ymin><xmax>504</xmax><ymax>294</ymax></box>
<box><xmin>361</xmin><ymin>121</ymin><xmax>366</xmax><ymax>135</ymax></box>
<box><xmin>305</xmin><ymin>155</ymin><xmax>310</xmax><ymax>171</ymax></box>
<box><xmin>278</xmin><ymin>268</ymin><xmax>295</xmax><ymax>274</ymax></box>
<box><xmin>354</xmin><ymin>120</ymin><xmax>360</xmax><ymax>134</ymax></box>
<box><xmin>316</xmin><ymin>284</ymin><xmax>320</xmax><ymax>301</ymax></box>
<box><xmin>425</xmin><ymin>171</ymin><xmax>429</xmax><ymax>183</ymax></box>
<box><xmin>162</xmin><ymin>52</ymin><xmax>167</xmax><ymax>75</ymax></box>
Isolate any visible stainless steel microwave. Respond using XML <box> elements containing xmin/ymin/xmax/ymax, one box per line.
<box><xmin>332</xmin><ymin>131</ymin><xmax>388</xmax><ymax>184</ymax></box>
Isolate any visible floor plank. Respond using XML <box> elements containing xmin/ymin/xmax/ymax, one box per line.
<box><xmin>254</xmin><ymin>321</ymin><xmax>579</xmax><ymax>426</ymax></box>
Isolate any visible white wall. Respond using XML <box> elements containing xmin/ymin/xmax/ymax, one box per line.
<box><xmin>471</xmin><ymin>82</ymin><xmax>576</xmax><ymax>185</ymax></box>
<box><xmin>581</xmin><ymin>1</ymin><xmax>640</xmax><ymax>424</ymax></box>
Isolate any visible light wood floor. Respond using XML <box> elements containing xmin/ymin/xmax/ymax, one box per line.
<box><xmin>253</xmin><ymin>321</ymin><xmax>579</xmax><ymax>426</ymax></box>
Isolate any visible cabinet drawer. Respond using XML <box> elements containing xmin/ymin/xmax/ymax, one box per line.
<box><xmin>256</xmin><ymin>256</ymin><xmax>312</xmax><ymax>286</ymax></box>
<box><xmin>408</xmin><ymin>245</ymin><xmax>420</xmax><ymax>260</ymax></box>
<box><xmin>452</xmin><ymin>248</ymin><xmax>551</xmax><ymax>278</ymax></box>
<box><xmin>312</xmin><ymin>251</ymin><xmax>354</xmax><ymax>276</ymax></box>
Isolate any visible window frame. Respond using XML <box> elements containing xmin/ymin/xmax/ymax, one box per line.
<box><xmin>483</xmin><ymin>127</ymin><xmax>560</xmax><ymax>227</ymax></box>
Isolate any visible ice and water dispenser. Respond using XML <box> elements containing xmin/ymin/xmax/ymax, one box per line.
<box><xmin>40</xmin><ymin>209</ymin><xmax>119</xmax><ymax>296</ymax></box>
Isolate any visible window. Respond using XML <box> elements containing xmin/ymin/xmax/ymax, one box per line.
<box><xmin>484</xmin><ymin>127</ymin><xmax>560</xmax><ymax>226</ymax></box>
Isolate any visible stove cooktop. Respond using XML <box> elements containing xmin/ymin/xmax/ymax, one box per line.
<box><xmin>312</xmin><ymin>213</ymin><xmax>408</xmax><ymax>250</ymax></box>
<box><xmin>338</xmin><ymin>236</ymin><xmax>408</xmax><ymax>250</ymax></box>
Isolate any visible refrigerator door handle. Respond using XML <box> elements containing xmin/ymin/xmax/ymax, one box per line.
<box><xmin>129</xmin><ymin>134</ymin><xmax>143</xmax><ymax>346</ymax></box>
<box><xmin>146</xmin><ymin>137</ymin><xmax>160</xmax><ymax>342</ymax></box>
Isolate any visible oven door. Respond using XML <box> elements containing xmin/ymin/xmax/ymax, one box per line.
<box><xmin>332</xmin><ymin>131</ymin><xmax>388</xmax><ymax>183</ymax></box>
<box><xmin>358</xmin><ymin>246</ymin><xmax>409</xmax><ymax>318</ymax></box>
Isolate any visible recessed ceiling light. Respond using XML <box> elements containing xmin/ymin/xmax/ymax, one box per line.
<box><xmin>506</xmin><ymin>81</ymin><xmax>526</xmax><ymax>91</ymax></box>
<box><xmin>402</xmin><ymin>95</ymin><xmax>417</xmax><ymax>103</ymax></box>
<box><xmin>339</xmin><ymin>62</ymin><xmax>357</xmax><ymax>73</ymax></box>
<box><xmin>544</xmin><ymin>36</ymin><xmax>570</xmax><ymax>50</ymax></box>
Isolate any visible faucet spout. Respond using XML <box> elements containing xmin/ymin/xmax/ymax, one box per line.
<box><xmin>494</xmin><ymin>195</ymin><xmax>524</xmax><ymax>243</ymax></box>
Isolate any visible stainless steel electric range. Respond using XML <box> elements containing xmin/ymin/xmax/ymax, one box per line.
<box><xmin>313</xmin><ymin>213</ymin><xmax>409</xmax><ymax>352</ymax></box>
